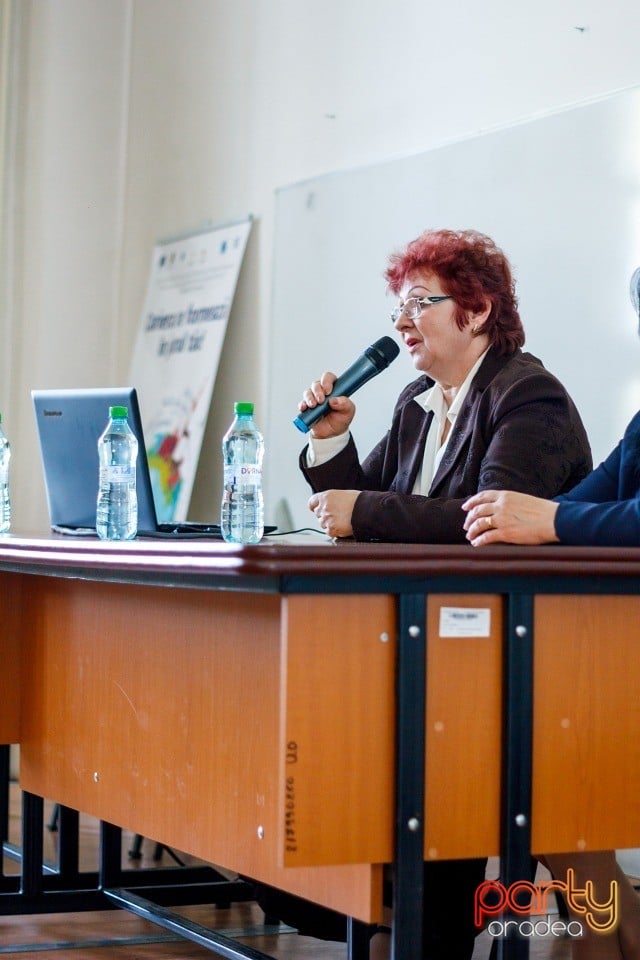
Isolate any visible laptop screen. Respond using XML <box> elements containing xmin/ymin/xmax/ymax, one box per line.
<box><xmin>32</xmin><ymin>387</ymin><xmax>158</xmax><ymax>532</ymax></box>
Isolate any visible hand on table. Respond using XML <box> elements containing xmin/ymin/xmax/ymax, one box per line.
<box><xmin>462</xmin><ymin>490</ymin><xmax>560</xmax><ymax>546</ymax></box>
<box><xmin>309</xmin><ymin>489</ymin><xmax>360</xmax><ymax>538</ymax></box>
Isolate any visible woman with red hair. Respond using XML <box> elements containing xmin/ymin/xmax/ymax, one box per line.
<box><xmin>292</xmin><ymin>228</ymin><xmax>593</xmax><ymax>959</ymax></box>
<box><xmin>300</xmin><ymin>228</ymin><xmax>591</xmax><ymax>546</ymax></box>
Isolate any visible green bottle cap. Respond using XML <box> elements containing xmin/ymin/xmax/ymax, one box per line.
<box><xmin>109</xmin><ymin>406</ymin><xmax>128</xmax><ymax>419</ymax></box>
<box><xmin>234</xmin><ymin>402</ymin><xmax>254</xmax><ymax>415</ymax></box>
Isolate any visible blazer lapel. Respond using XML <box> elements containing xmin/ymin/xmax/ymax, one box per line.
<box><xmin>428</xmin><ymin>399</ymin><xmax>475</xmax><ymax>493</ymax></box>
<box><xmin>395</xmin><ymin>399</ymin><xmax>433</xmax><ymax>494</ymax></box>
<box><xmin>428</xmin><ymin>347</ymin><xmax>508</xmax><ymax>494</ymax></box>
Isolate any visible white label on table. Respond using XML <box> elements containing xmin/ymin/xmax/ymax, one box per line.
<box><xmin>439</xmin><ymin>607</ymin><xmax>491</xmax><ymax>637</ymax></box>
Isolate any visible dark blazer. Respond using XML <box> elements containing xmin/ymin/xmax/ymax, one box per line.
<box><xmin>300</xmin><ymin>346</ymin><xmax>592</xmax><ymax>543</ymax></box>
<box><xmin>554</xmin><ymin>410</ymin><xmax>640</xmax><ymax>545</ymax></box>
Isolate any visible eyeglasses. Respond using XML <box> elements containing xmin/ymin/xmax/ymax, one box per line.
<box><xmin>390</xmin><ymin>296</ymin><xmax>452</xmax><ymax>325</ymax></box>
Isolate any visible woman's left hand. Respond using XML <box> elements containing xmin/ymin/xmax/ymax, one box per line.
<box><xmin>462</xmin><ymin>490</ymin><xmax>560</xmax><ymax>546</ymax></box>
<box><xmin>309</xmin><ymin>489</ymin><xmax>360</xmax><ymax>538</ymax></box>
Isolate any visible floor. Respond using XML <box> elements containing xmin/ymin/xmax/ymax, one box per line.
<box><xmin>0</xmin><ymin>784</ymin><xmax>578</xmax><ymax>959</ymax></box>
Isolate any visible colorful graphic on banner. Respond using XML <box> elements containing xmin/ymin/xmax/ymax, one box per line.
<box><xmin>129</xmin><ymin>218</ymin><xmax>252</xmax><ymax>522</ymax></box>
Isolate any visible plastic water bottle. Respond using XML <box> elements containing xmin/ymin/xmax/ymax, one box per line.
<box><xmin>96</xmin><ymin>406</ymin><xmax>138</xmax><ymax>541</ymax></box>
<box><xmin>0</xmin><ymin>414</ymin><xmax>11</xmax><ymax>534</ymax></box>
<box><xmin>221</xmin><ymin>402</ymin><xmax>264</xmax><ymax>544</ymax></box>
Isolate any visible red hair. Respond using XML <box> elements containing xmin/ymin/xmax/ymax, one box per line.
<box><xmin>385</xmin><ymin>229</ymin><xmax>524</xmax><ymax>355</ymax></box>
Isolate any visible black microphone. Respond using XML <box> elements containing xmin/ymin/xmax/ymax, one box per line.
<box><xmin>293</xmin><ymin>335</ymin><xmax>400</xmax><ymax>433</ymax></box>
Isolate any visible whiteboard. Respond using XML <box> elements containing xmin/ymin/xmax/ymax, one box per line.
<box><xmin>266</xmin><ymin>87</ymin><xmax>640</xmax><ymax>528</ymax></box>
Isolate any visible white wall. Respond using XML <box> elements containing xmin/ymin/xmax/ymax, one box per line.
<box><xmin>4</xmin><ymin>0</ymin><xmax>640</xmax><ymax>527</ymax></box>
<box><xmin>4</xmin><ymin>0</ymin><xmax>132</xmax><ymax>527</ymax></box>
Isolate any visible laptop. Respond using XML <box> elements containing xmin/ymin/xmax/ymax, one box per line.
<box><xmin>32</xmin><ymin>387</ymin><xmax>274</xmax><ymax>539</ymax></box>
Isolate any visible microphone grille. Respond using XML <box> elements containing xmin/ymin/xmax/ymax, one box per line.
<box><xmin>370</xmin><ymin>336</ymin><xmax>400</xmax><ymax>367</ymax></box>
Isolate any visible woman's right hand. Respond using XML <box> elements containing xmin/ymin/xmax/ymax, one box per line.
<box><xmin>299</xmin><ymin>372</ymin><xmax>356</xmax><ymax>440</ymax></box>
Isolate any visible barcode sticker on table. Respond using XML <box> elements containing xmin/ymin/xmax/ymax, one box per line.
<box><xmin>439</xmin><ymin>607</ymin><xmax>491</xmax><ymax>637</ymax></box>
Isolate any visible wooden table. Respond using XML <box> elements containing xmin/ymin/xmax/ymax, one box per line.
<box><xmin>1</xmin><ymin>533</ymin><xmax>640</xmax><ymax>960</ymax></box>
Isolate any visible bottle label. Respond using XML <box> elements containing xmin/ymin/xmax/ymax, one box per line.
<box><xmin>100</xmin><ymin>465</ymin><xmax>136</xmax><ymax>483</ymax></box>
<box><xmin>224</xmin><ymin>463</ymin><xmax>262</xmax><ymax>485</ymax></box>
